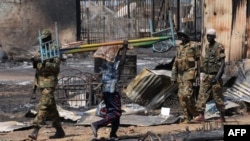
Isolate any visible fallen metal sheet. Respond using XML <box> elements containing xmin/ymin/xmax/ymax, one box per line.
<box><xmin>0</xmin><ymin>121</ymin><xmax>32</xmax><ymax>132</ymax></box>
<box><xmin>205</xmin><ymin>100</ymin><xmax>239</xmax><ymax>119</ymax></box>
<box><xmin>76</xmin><ymin>114</ymin><xmax>180</xmax><ymax>126</ymax></box>
<box><xmin>121</xmin><ymin>103</ymin><xmax>146</xmax><ymax>115</ymax></box>
<box><xmin>224</xmin><ymin>64</ymin><xmax>250</xmax><ymax>103</ymax></box>
<box><xmin>146</xmin><ymin>83</ymin><xmax>178</xmax><ymax>110</ymax></box>
<box><xmin>83</xmin><ymin>103</ymin><xmax>147</xmax><ymax>117</ymax></box>
<box><xmin>124</xmin><ymin>68</ymin><xmax>176</xmax><ymax>109</ymax></box>
<box><xmin>77</xmin><ymin>103</ymin><xmax>180</xmax><ymax>126</ymax></box>
<box><xmin>56</xmin><ymin>105</ymin><xmax>82</xmax><ymax>121</ymax></box>
<box><xmin>25</xmin><ymin>105</ymin><xmax>82</xmax><ymax>122</ymax></box>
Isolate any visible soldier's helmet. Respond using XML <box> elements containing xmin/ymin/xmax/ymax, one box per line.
<box><xmin>206</xmin><ymin>28</ymin><xmax>216</xmax><ymax>36</ymax></box>
<box><xmin>41</xmin><ymin>29</ymin><xmax>52</xmax><ymax>39</ymax></box>
<box><xmin>177</xmin><ymin>28</ymin><xmax>190</xmax><ymax>38</ymax></box>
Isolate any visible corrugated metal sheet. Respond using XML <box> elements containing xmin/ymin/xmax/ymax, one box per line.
<box><xmin>247</xmin><ymin>0</ymin><xmax>250</xmax><ymax>58</ymax></box>
<box><xmin>224</xmin><ymin>59</ymin><xmax>250</xmax><ymax>103</ymax></box>
<box><xmin>203</xmin><ymin>0</ymin><xmax>247</xmax><ymax>62</ymax></box>
<box><xmin>124</xmin><ymin>68</ymin><xmax>175</xmax><ymax>108</ymax></box>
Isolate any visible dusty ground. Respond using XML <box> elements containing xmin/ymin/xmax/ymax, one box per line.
<box><xmin>1</xmin><ymin>64</ymin><xmax>250</xmax><ymax>141</ymax></box>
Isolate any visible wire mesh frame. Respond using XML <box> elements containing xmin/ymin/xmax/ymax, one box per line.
<box><xmin>55</xmin><ymin>69</ymin><xmax>102</xmax><ymax>109</ymax></box>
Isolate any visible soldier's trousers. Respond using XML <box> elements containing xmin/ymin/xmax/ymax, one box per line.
<box><xmin>177</xmin><ymin>81</ymin><xmax>198</xmax><ymax>120</ymax></box>
<box><xmin>195</xmin><ymin>74</ymin><xmax>225</xmax><ymax>113</ymax></box>
<box><xmin>32</xmin><ymin>87</ymin><xmax>61</xmax><ymax>128</ymax></box>
<box><xmin>93</xmin><ymin>91</ymin><xmax>122</xmax><ymax>136</ymax></box>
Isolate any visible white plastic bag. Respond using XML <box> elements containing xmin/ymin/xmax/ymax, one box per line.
<box><xmin>96</xmin><ymin>100</ymin><xmax>107</xmax><ymax>118</ymax></box>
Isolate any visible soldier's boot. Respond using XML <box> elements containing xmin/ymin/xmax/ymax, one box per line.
<box><xmin>219</xmin><ymin>112</ymin><xmax>226</xmax><ymax>123</ymax></box>
<box><xmin>49</xmin><ymin>125</ymin><xmax>65</xmax><ymax>139</ymax></box>
<box><xmin>181</xmin><ymin>119</ymin><xmax>191</xmax><ymax>124</ymax></box>
<box><xmin>193</xmin><ymin>112</ymin><xmax>205</xmax><ymax>122</ymax></box>
<box><xmin>28</xmin><ymin>126</ymin><xmax>40</xmax><ymax>140</ymax></box>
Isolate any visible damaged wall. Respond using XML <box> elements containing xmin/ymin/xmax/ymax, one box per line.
<box><xmin>247</xmin><ymin>0</ymin><xmax>250</xmax><ymax>58</ymax></box>
<box><xmin>202</xmin><ymin>0</ymin><xmax>248</xmax><ymax>62</ymax></box>
<box><xmin>0</xmin><ymin>0</ymin><xmax>76</xmax><ymax>53</ymax></box>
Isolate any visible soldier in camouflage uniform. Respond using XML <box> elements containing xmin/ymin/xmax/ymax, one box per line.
<box><xmin>171</xmin><ymin>28</ymin><xmax>201</xmax><ymax>123</ymax></box>
<box><xmin>29</xmin><ymin>29</ymin><xmax>65</xmax><ymax>140</ymax></box>
<box><xmin>193</xmin><ymin>28</ymin><xmax>226</xmax><ymax>122</ymax></box>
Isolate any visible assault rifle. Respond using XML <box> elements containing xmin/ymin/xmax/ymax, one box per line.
<box><xmin>193</xmin><ymin>44</ymin><xmax>202</xmax><ymax>100</ymax></box>
<box><xmin>194</xmin><ymin>58</ymin><xmax>200</xmax><ymax>100</ymax></box>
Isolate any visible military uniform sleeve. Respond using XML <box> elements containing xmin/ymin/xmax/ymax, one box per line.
<box><xmin>171</xmin><ymin>45</ymin><xmax>182</xmax><ymax>81</ymax></box>
<box><xmin>171</xmin><ymin>44</ymin><xmax>183</xmax><ymax>81</ymax></box>
<box><xmin>44</xmin><ymin>57</ymin><xmax>61</xmax><ymax>72</ymax></box>
<box><xmin>171</xmin><ymin>54</ymin><xmax>178</xmax><ymax>81</ymax></box>
<box><xmin>218</xmin><ymin>44</ymin><xmax>226</xmax><ymax>59</ymax></box>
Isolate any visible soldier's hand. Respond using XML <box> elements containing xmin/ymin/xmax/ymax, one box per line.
<box><xmin>30</xmin><ymin>57</ymin><xmax>34</xmax><ymax>61</ymax></box>
<box><xmin>210</xmin><ymin>77</ymin><xmax>217</xmax><ymax>85</ymax></box>
<box><xmin>32</xmin><ymin>57</ymin><xmax>41</xmax><ymax>63</ymax></box>
<box><xmin>31</xmin><ymin>57</ymin><xmax>41</xmax><ymax>68</ymax></box>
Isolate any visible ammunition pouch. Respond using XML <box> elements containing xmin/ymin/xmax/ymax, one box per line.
<box><xmin>176</xmin><ymin>57</ymin><xmax>195</xmax><ymax>72</ymax></box>
<box><xmin>37</xmin><ymin>72</ymin><xmax>56</xmax><ymax>76</ymax></box>
<box><xmin>184</xmin><ymin>68</ymin><xmax>196</xmax><ymax>81</ymax></box>
<box><xmin>203</xmin><ymin>61</ymin><xmax>220</xmax><ymax>74</ymax></box>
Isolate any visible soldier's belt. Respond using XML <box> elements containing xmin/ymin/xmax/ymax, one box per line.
<box><xmin>37</xmin><ymin>72</ymin><xmax>56</xmax><ymax>76</ymax></box>
<box><xmin>205</xmin><ymin>72</ymin><xmax>217</xmax><ymax>75</ymax></box>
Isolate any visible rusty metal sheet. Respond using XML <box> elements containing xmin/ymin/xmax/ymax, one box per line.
<box><xmin>123</xmin><ymin>68</ymin><xmax>173</xmax><ymax>108</ymax></box>
<box><xmin>0</xmin><ymin>121</ymin><xmax>32</xmax><ymax>132</ymax></box>
<box><xmin>25</xmin><ymin>105</ymin><xmax>82</xmax><ymax>122</ymax></box>
<box><xmin>229</xmin><ymin>0</ymin><xmax>247</xmax><ymax>61</ymax></box>
<box><xmin>77</xmin><ymin>114</ymin><xmax>180</xmax><ymax>126</ymax></box>
<box><xmin>247</xmin><ymin>0</ymin><xmax>250</xmax><ymax>58</ymax></box>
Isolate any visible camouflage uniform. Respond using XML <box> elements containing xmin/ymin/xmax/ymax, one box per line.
<box><xmin>32</xmin><ymin>51</ymin><xmax>61</xmax><ymax>128</ymax></box>
<box><xmin>171</xmin><ymin>41</ymin><xmax>201</xmax><ymax>122</ymax></box>
<box><xmin>29</xmin><ymin>29</ymin><xmax>65</xmax><ymax>140</ymax></box>
<box><xmin>195</xmin><ymin>42</ymin><xmax>225</xmax><ymax>114</ymax></box>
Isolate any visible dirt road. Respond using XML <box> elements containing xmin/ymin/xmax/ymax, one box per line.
<box><xmin>1</xmin><ymin>113</ymin><xmax>250</xmax><ymax>141</ymax></box>
<box><xmin>0</xmin><ymin>65</ymin><xmax>250</xmax><ymax>141</ymax></box>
